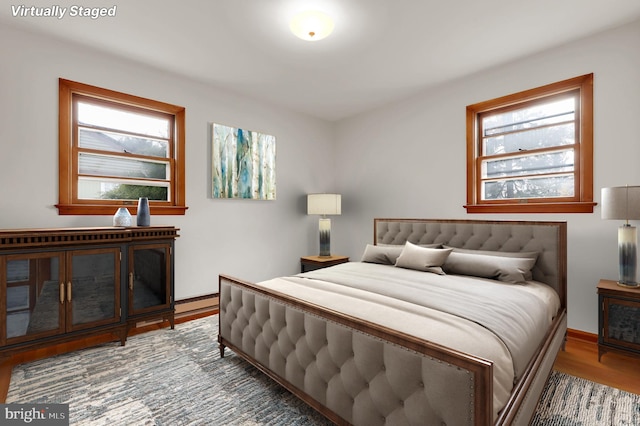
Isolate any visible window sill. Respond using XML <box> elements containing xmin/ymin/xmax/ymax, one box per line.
<box><xmin>56</xmin><ymin>204</ymin><xmax>188</xmax><ymax>216</ymax></box>
<box><xmin>464</xmin><ymin>201</ymin><xmax>596</xmax><ymax>214</ymax></box>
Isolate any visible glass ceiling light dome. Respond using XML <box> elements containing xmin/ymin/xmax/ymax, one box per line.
<box><xmin>289</xmin><ymin>10</ymin><xmax>334</xmax><ymax>41</ymax></box>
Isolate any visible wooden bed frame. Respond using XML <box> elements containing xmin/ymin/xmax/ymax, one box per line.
<box><xmin>218</xmin><ymin>219</ymin><xmax>567</xmax><ymax>425</ymax></box>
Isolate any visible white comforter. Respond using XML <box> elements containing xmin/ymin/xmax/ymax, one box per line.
<box><xmin>254</xmin><ymin>262</ymin><xmax>560</xmax><ymax>417</ymax></box>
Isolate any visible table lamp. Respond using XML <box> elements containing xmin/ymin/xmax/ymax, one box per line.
<box><xmin>307</xmin><ymin>194</ymin><xmax>341</xmax><ymax>257</ymax></box>
<box><xmin>601</xmin><ymin>186</ymin><xmax>640</xmax><ymax>288</ymax></box>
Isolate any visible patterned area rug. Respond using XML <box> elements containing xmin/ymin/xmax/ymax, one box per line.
<box><xmin>532</xmin><ymin>371</ymin><xmax>640</xmax><ymax>426</ymax></box>
<box><xmin>7</xmin><ymin>316</ymin><xmax>640</xmax><ymax>425</ymax></box>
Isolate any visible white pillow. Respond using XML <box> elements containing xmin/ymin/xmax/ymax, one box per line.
<box><xmin>394</xmin><ymin>241</ymin><xmax>452</xmax><ymax>273</ymax></box>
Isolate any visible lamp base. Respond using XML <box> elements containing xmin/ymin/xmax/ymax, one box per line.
<box><xmin>617</xmin><ymin>281</ymin><xmax>639</xmax><ymax>288</ymax></box>
<box><xmin>618</xmin><ymin>224</ymin><xmax>638</xmax><ymax>287</ymax></box>
<box><xmin>318</xmin><ymin>217</ymin><xmax>331</xmax><ymax>257</ymax></box>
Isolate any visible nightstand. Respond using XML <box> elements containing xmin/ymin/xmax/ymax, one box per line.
<box><xmin>597</xmin><ymin>279</ymin><xmax>640</xmax><ymax>361</ymax></box>
<box><xmin>300</xmin><ymin>255</ymin><xmax>349</xmax><ymax>273</ymax></box>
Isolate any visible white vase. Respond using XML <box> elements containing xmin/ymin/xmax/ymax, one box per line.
<box><xmin>113</xmin><ymin>207</ymin><xmax>132</xmax><ymax>227</ymax></box>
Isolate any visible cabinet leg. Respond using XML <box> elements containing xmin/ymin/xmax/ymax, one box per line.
<box><xmin>597</xmin><ymin>346</ymin><xmax>603</xmax><ymax>362</ymax></box>
<box><xmin>119</xmin><ymin>327</ymin><xmax>128</xmax><ymax>346</ymax></box>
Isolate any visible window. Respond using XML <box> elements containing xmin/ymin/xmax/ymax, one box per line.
<box><xmin>58</xmin><ymin>79</ymin><xmax>187</xmax><ymax>215</ymax></box>
<box><xmin>465</xmin><ymin>74</ymin><xmax>595</xmax><ymax>214</ymax></box>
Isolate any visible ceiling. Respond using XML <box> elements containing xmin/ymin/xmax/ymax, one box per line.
<box><xmin>3</xmin><ymin>0</ymin><xmax>640</xmax><ymax>121</ymax></box>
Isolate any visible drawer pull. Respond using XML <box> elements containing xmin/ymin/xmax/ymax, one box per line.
<box><xmin>67</xmin><ymin>282</ymin><xmax>72</xmax><ymax>302</ymax></box>
<box><xmin>60</xmin><ymin>282</ymin><xmax>65</xmax><ymax>304</ymax></box>
<box><xmin>129</xmin><ymin>272</ymin><xmax>134</xmax><ymax>290</ymax></box>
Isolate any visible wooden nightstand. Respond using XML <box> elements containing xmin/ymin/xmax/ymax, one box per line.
<box><xmin>597</xmin><ymin>279</ymin><xmax>640</xmax><ymax>361</ymax></box>
<box><xmin>300</xmin><ymin>255</ymin><xmax>349</xmax><ymax>273</ymax></box>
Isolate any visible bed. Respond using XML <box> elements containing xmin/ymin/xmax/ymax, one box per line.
<box><xmin>218</xmin><ymin>218</ymin><xmax>567</xmax><ymax>425</ymax></box>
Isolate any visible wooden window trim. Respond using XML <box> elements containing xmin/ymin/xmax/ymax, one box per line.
<box><xmin>57</xmin><ymin>79</ymin><xmax>187</xmax><ymax>215</ymax></box>
<box><xmin>465</xmin><ymin>74</ymin><xmax>595</xmax><ymax>214</ymax></box>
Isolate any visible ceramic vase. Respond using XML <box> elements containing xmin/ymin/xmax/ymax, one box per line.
<box><xmin>112</xmin><ymin>207</ymin><xmax>132</xmax><ymax>227</ymax></box>
<box><xmin>136</xmin><ymin>197</ymin><xmax>151</xmax><ymax>226</ymax></box>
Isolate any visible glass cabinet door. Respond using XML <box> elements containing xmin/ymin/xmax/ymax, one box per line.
<box><xmin>66</xmin><ymin>248</ymin><xmax>121</xmax><ymax>331</ymax></box>
<box><xmin>3</xmin><ymin>253</ymin><xmax>64</xmax><ymax>343</ymax></box>
<box><xmin>603</xmin><ymin>297</ymin><xmax>640</xmax><ymax>350</ymax></box>
<box><xmin>129</xmin><ymin>243</ymin><xmax>171</xmax><ymax>315</ymax></box>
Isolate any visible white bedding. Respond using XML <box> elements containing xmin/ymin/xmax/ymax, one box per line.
<box><xmin>253</xmin><ymin>262</ymin><xmax>560</xmax><ymax>418</ymax></box>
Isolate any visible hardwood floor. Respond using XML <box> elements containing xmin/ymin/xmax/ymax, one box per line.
<box><xmin>554</xmin><ymin>330</ymin><xmax>640</xmax><ymax>395</ymax></box>
<box><xmin>2</xmin><ymin>323</ymin><xmax>638</xmax><ymax>404</ymax></box>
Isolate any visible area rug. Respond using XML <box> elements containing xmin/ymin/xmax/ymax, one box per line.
<box><xmin>6</xmin><ymin>316</ymin><xmax>639</xmax><ymax>425</ymax></box>
<box><xmin>532</xmin><ymin>370</ymin><xmax>640</xmax><ymax>425</ymax></box>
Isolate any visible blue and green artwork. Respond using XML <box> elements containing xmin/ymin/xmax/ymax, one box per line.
<box><xmin>211</xmin><ymin>123</ymin><xmax>276</xmax><ymax>200</ymax></box>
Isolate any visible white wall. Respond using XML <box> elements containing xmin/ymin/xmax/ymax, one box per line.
<box><xmin>3</xmin><ymin>19</ymin><xmax>639</xmax><ymax>334</ymax></box>
<box><xmin>333</xmin><ymin>19</ymin><xmax>640</xmax><ymax>334</ymax></box>
<box><xmin>0</xmin><ymin>24</ymin><xmax>335</xmax><ymax>299</ymax></box>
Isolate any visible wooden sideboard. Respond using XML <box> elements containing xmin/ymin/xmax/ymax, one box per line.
<box><xmin>0</xmin><ymin>226</ymin><xmax>178</xmax><ymax>359</ymax></box>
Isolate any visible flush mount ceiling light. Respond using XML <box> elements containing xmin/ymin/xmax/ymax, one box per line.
<box><xmin>289</xmin><ymin>10</ymin><xmax>334</xmax><ymax>41</ymax></box>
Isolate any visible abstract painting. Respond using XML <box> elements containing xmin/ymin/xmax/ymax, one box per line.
<box><xmin>211</xmin><ymin>123</ymin><xmax>276</xmax><ymax>200</ymax></box>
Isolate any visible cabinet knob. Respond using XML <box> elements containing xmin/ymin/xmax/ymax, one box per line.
<box><xmin>67</xmin><ymin>282</ymin><xmax>72</xmax><ymax>302</ymax></box>
<box><xmin>129</xmin><ymin>272</ymin><xmax>134</xmax><ymax>290</ymax></box>
<box><xmin>59</xmin><ymin>282</ymin><xmax>65</xmax><ymax>304</ymax></box>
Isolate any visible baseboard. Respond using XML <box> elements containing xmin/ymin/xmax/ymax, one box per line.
<box><xmin>134</xmin><ymin>294</ymin><xmax>219</xmax><ymax>328</ymax></box>
<box><xmin>175</xmin><ymin>294</ymin><xmax>219</xmax><ymax>317</ymax></box>
<box><xmin>567</xmin><ymin>328</ymin><xmax>597</xmax><ymax>344</ymax></box>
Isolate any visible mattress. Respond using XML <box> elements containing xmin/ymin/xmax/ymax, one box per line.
<box><xmin>253</xmin><ymin>261</ymin><xmax>560</xmax><ymax>416</ymax></box>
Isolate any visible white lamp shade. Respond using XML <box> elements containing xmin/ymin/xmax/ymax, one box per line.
<box><xmin>290</xmin><ymin>10</ymin><xmax>335</xmax><ymax>41</ymax></box>
<box><xmin>307</xmin><ymin>194</ymin><xmax>341</xmax><ymax>215</ymax></box>
<box><xmin>601</xmin><ymin>186</ymin><xmax>640</xmax><ymax>220</ymax></box>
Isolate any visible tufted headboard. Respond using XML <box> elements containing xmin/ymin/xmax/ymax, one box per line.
<box><xmin>374</xmin><ymin>218</ymin><xmax>567</xmax><ymax>308</ymax></box>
